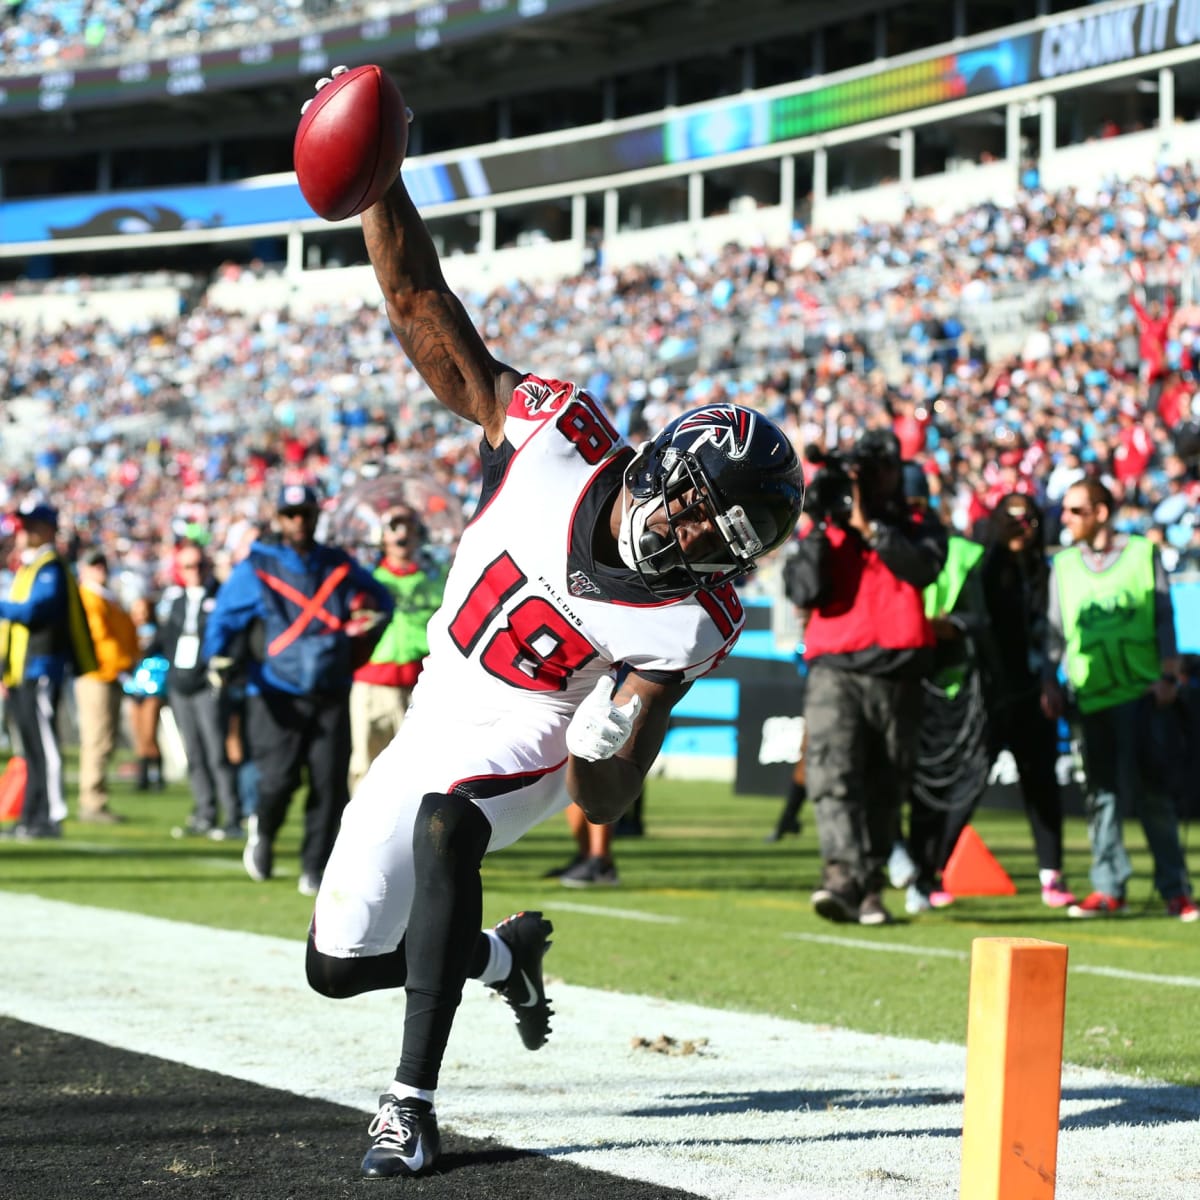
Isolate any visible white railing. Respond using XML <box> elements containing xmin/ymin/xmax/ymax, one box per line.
<box><xmin>815</xmin><ymin>160</ymin><xmax>1019</xmax><ymax>232</ymax></box>
<box><xmin>0</xmin><ymin>285</ymin><xmax>183</xmax><ymax>331</ymax></box>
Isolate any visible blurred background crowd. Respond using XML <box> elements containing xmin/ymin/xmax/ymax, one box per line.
<box><xmin>1</xmin><ymin>0</ymin><xmax>373</xmax><ymax>70</ymax></box>
<box><xmin>4</xmin><ymin>159</ymin><xmax>1200</xmax><ymax>605</ymax></box>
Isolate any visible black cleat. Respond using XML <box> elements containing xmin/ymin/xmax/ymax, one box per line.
<box><xmin>490</xmin><ymin>910</ymin><xmax>554</xmax><ymax>1050</ymax></box>
<box><xmin>811</xmin><ymin>887</ymin><xmax>860</xmax><ymax>924</ymax></box>
<box><xmin>361</xmin><ymin>1095</ymin><xmax>440</xmax><ymax>1178</ymax></box>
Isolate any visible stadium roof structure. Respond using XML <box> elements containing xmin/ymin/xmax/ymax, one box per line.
<box><xmin>0</xmin><ymin>0</ymin><xmax>882</xmax><ymax>155</ymax></box>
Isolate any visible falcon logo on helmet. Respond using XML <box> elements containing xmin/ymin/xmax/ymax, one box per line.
<box><xmin>674</xmin><ymin>407</ymin><xmax>756</xmax><ymax>460</ymax></box>
<box><xmin>618</xmin><ymin>404</ymin><xmax>805</xmax><ymax>599</ymax></box>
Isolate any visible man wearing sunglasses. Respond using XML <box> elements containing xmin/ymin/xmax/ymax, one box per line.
<box><xmin>1043</xmin><ymin>479</ymin><xmax>1197</xmax><ymax>921</ymax></box>
<box><xmin>348</xmin><ymin>505</ymin><xmax>445</xmax><ymax>792</ymax></box>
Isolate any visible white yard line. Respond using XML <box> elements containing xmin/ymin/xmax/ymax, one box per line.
<box><xmin>552</xmin><ymin>899</ymin><xmax>684</xmax><ymax>923</ymax></box>
<box><xmin>786</xmin><ymin>931</ymin><xmax>1200</xmax><ymax>989</ymax></box>
<box><xmin>784</xmin><ymin>932</ymin><xmax>968</xmax><ymax>958</ymax></box>
<box><xmin>1071</xmin><ymin>964</ymin><xmax>1200</xmax><ymax>988</ymax></box>
<box><xmin>4</xmin><ymin>892</ymin><xmax>1199</xmax><ymax>1200</ymax></box>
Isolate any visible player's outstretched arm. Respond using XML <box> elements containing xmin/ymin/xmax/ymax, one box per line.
<box><xmin>362</xmin><ymin>177</ymin><xmax>520</xmax><ymax>446</ymax></box>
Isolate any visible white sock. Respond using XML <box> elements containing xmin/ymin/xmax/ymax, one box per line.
<box><xmin>476</xmin><ymin>929</ymin><xmax>513</xmax><ymax>985</ymax></box>
<box><xmin>1039</xmin><ymin>869</ymin><xmax>1061</xmax><ymax>888</ymax></box>
<box><xmin>388</xmin><ymin>1081</ymin><xmax>435</xmax><ymax>1109</ymax></box>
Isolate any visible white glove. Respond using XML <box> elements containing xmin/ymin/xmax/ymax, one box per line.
<box><xmin>566</xmin><ymin>678</ymin><xmax>642</xmax><ymax>763</ymax></box>
<box><xmin>206</xmin><ymin>655</ymin><xmax>234</xmax><ymax>691</ymax></box>
<box><xmin>301</xmin><ymin>64</ymin><xmax>415</xmax><ymax>123</ymax></box>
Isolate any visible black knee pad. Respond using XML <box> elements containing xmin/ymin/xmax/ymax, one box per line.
<box><xmin>305</xmin><ymin>928</ymin><xmax>359</xmax><ymax>998</ymax></box>
<box><xmin>412</xmin><ymin>791</ymin><xmax>491</xmax><ymax>869</ymax></box>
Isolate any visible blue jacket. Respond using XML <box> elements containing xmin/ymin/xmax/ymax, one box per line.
<box><xmin>0</xmin><ymin>556</ymin><xmax>71</xmax><ymax>684</ymax></box>
<box><xmin>203</xmin><ymin>540</ymin><xmax>395</xmax><ymax>697</ymax></box>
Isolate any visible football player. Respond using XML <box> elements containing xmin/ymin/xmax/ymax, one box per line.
<box><xmin>301</xmin><ymin>68</ymin><xmax>806</xmax><ymax>1179</ymax></box>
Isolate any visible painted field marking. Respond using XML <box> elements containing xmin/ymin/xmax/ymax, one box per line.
<box><xmin>785</xmin><ymin>931</ymin><xmax>1200</xmax><ymax>988</ymax></box>
<box><xmin>3</xmin><ymin>893</ymin><xmax>1199</xmax><ymax>1200</ymax></box>
<box><xmin>551</xmin><ymin>900</ymin><xmax>683</xmax><ymax>924</ymax></box>
<box><xmin>785</xmin><ymin>932</ymin><xmax>967</xmax><ymax>958</ymax></box>
<box><xmin>1071</xmin><ymin>964</ymin><xmax>1200</xmax><ymax>988</ymax></box>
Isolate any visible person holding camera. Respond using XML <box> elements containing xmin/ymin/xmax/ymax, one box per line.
<box><xmin>785</xmin><ymin>430</ymin><xmax>946</xmax><ymax>925</ymax></box>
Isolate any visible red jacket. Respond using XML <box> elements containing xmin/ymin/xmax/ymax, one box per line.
<box><xmin>1131</xmin><ymin>291</ymin><xmax>1175</xmax><ymax>382</ymax></box>
<box><xmin>803</xmin><ymin>525</ymin><xmax>934</xmax><ymax>659</ymax></box>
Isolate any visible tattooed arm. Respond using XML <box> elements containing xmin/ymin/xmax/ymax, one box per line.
<box><xmin>362</xmin><ymin>176</ymin><xmax>520</xmax><ymax>448</ymax></box>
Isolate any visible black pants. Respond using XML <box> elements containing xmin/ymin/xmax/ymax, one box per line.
<box><xmin>248</xmin><ymin>688</ymin><xmax>351</xmax><ymax>877</ymax></box>
<box><xmin>10</xmin><ymin>675</ymin><xmax>62</xmax><ymax>832</ymax></box>
<box><xmin>906</xmin><ymin>671</ymin><xmax>990</xmax><ymax>888</ymax></box>
<box><xmin>805</xmin><ymin>661</ymin><xmax>923</xmax><ymax>897</ymax></box>
<box><xmin>984</xmin><ymin>688</ymin><xmax>1064</xmax><ymax>872</ymax></box>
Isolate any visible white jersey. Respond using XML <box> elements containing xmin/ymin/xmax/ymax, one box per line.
<box><xmin>315</xmin><ymin>377</ymin><xmax>745</xmax><ymax>958</ymax></box>
<box><xmin>420</xmin><ymin>375</ymin><xmax>745</xmax><ymax>712</ymax></box>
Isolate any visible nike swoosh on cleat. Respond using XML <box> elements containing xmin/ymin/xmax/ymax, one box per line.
<box><xmin>517</xmin><ymin>969</ymin><xmax>540</xmax><ymax>1007</ymax></box>
<box><xmin>398</xmin><ymin>1144</ymin><xmax>425</xmax><ymax>1173</ymax></box>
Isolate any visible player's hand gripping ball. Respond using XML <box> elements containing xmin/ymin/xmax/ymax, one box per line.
<box><xmin>294</xmin><ymin>64</ymin><xmax>411</xmax><ymax>221</ymax></box>
<box><xmin>565</xmin><ymin>678</ymin><xmax>642</xmax><ymax>763</ymax></box>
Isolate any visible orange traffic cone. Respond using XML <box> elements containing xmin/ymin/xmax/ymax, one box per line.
<box><xmin>941</xmin><ymin>825</ymin><xmax>1017</xmax><ymax>897</ymax></box>
<box><xmin>0</xmin><ymin>756</ymin><xmax>28</xmax><ymax>822</ymax></box>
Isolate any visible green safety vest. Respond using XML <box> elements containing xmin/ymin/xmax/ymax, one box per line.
<box><xmin>1054</xmin><ymin>536</ymin><xmax>1159</xmax><ymax>714</ymax></box>
<box><xmin>924</xmin><ymin>536</ymin><xmax>984</xmax><ymax>621</ymax></box>
<box><xmin>923</xmin><ymin>536</ymin><xmax>985</xmax><ymax>698</ymax></box>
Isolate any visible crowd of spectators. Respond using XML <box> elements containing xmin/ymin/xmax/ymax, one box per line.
<box><xmin>1</xmin><ymin>0</ymin><xmax>383</xmax><ymax>70</ymax></box>
<box><xmin>2</xmin><ymin>159</ymin><xmax>1200</xmax><ymax>602</ymax></box>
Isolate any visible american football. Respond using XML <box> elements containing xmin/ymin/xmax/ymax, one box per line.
<box><xmin>293</xmin><ymin>64</ymin><xmax>409</xmax><ymax>222</ymax></box>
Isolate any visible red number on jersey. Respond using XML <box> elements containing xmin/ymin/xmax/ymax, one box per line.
<box><xmin>557</xmin><ymin>398</ymin><xmax>617</xmax><ymax>465</ymax></box>
<box><xmin>696</xmin><ymin>581</ymin><xmax>744</xmax><ymax>639</ymax></box>
<box><xmin>449</xmin><ymin>552</ymin><xmax>599</xmax><ymax>691</ymax></box>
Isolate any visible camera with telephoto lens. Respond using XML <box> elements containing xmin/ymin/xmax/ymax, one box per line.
<box><xmin>802</xmin><ymin>430</ymin><xmax>902</xmax><ymax>527</ymax></box>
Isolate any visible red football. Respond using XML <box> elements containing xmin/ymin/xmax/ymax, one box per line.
<box><xmin>294</xmin><ymin>65</ymin><xmax>409</xmax><ymax>222</ymax></box>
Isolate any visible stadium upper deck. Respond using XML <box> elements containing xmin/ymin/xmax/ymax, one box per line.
<box><xmin>2</xmin><ymin>0</ymin><xmax>1198</xmax><ymax>291</ymax></box>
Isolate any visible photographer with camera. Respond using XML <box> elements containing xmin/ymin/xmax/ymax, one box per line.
<box><xmin>785</xmin><ymin>430</ymin><xmax>946</xmax><ymax>925</ymax></box>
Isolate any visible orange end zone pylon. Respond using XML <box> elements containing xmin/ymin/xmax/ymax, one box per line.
<box><xmin>960</xmin><ymin>937</ymin><xmax>1068</xmax><ymax>1199</ymax></box>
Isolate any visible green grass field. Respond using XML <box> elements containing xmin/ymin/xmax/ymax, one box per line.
<box><xmin>4</xmin><ymin>761</ymin><xmax>1198</xmax><ymax>1087</ymax></box>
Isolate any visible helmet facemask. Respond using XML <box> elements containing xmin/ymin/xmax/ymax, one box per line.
<box><xmin>618</xmin><ymin>445</ymin><xmax>763</xmax><ymax>598</ymax></box>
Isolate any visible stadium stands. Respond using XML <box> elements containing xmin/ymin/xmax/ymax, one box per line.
<box><xmin>1</xmin><ymin>0</ymin><xmax>1198</xmax><ymax>603</ymax></box>
<box><xmin>1</xmin><ymin>0</ymin><xmax>380</xmax><ymax>69</ymax></box>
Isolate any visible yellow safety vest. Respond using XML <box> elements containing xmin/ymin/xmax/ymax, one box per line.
<box><xmin>0</xmin><ymin>548</ymin><xmax>98</xmax><ymax>686</ymax></box>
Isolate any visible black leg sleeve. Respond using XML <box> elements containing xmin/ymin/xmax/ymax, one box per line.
<box><xmin>305</xmin><ymin>923</ymin><xmax>409</xmax><ymax>998</ymax></box>
<box><xmin>397</xmin><ymin>792</ymin><xmax>492</xmax><ymax>1091</ymax></box>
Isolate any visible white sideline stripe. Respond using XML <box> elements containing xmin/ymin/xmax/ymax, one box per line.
<box><xmin>785</xmin><ymin>932</ymin><xmax>967</xmax><ymax>959</ymax></box>
<box><xmin>3</xmin><ymin>892</ymin><xmax>1199</xmax><ymax>1200</ymax></box>
<box><xmin>1073</xmin><ymin>964</ymin><xmax>1200</xmax><ymax>988</ymax></box>
<box><xmin>552</xmin><ymin>900</ymin><xmax>683</xmax><ymax>923</ymax></box>
<box><xmin>787</xmin><ymin>932</ymin><xmax>1200</xmax><ymax>988</ymax></box>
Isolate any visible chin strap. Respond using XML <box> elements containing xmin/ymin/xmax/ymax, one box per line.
<box><xmin>616</xmin><ymin>485</ymin><xmax>640</xmax><ymax>572</ymax></box>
